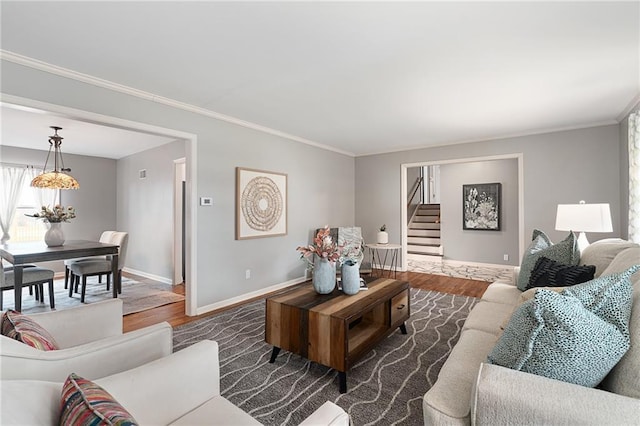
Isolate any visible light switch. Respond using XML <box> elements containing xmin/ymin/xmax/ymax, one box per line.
<box><xmin>200</xmin><ymin>197</ymin><xmax>213</xmax><ymax>206</ymax></box>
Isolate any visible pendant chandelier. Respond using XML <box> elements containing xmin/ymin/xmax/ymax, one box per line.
<box><xmin>31</xmin><ymin>126</ymin><xmax>80</xmax><ymax>190</ymax></box>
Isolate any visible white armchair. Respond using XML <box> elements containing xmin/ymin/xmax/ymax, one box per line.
<box><xmin>1</xmin><ymin>340</ymin><xmax>350</xmax><ymax>425</ymax></box>
<box><xmin>0</xmin><ymin>298</ymin><xmax>172</xmax><ymax>381</ymax></box>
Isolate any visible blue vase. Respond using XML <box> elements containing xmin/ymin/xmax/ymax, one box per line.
<box><xmin>341</xmin><ymin>260</ymin><xmax>360</xmax><ymax>295</ymax></box>
<box><xmin>313</xmin><ymin>257</ymin><xmax>336</xmax><ymax>294</ymax></box>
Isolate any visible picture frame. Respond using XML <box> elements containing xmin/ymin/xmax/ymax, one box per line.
<box><xmin>462</xmin><ymin>182</ymin><xmax>501</xmax><ymax>231</ymax></box>
<box><xmin>236</xmin><ymin>167</ymin><xmax>288</xmax><ymax>240</ymax></box>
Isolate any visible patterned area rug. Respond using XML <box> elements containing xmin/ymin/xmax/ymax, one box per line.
<box><xmin>2</xmin><ymin>276</ymin><xmax>184</xmax><ymax>315</ymax></box>
<box><xmin>173</xmin><ymin>288</ymin><xmax>478</xmax><ymax>425</ymax></box>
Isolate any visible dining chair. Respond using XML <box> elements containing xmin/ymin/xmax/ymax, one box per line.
<box><xmin>68</xmin><ymin>232</ymin><xmax>128</xmax><ymax>303</ymax></box>
<box><xmin>1</xmin><ymin>265</ymin><xmax>56</xmax><ymax>310</ymax></box>
<box><xmin>64</xmin><ymin>230</ymin><xmax>116</xmax><ymax>289</ymax></box>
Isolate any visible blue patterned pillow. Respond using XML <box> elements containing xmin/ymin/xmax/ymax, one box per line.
<box><xmin>489</xmin><ymin>266</ymin><xmax>639</xmax><ymax>387</ymax></box>
<box><xmin>517</xmin><ymin>230</ymin><xmax>579</xmax><ymax>291</ymax></box>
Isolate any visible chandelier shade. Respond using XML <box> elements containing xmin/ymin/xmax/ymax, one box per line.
<box><xmin>30</xmin><ymin>126</ymin><xmax>79</xmax><ymax>190</ymax></box>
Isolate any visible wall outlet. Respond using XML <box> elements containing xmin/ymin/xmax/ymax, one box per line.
<box><xmin>503</xmin><ymin>254</ymin><xmax>509</xmax><ymax>261</ymax></box>
<box><xmin>245</xmin><ymin>269</ymin><xmax>251</xmax><ymax>280</ymax></box>
<box><xmin>200</xmin><ymin>197</ymin><xmax>213</xmax><ymax>206</ymax></box>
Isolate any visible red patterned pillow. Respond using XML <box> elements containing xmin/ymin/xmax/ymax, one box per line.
<box><xmin>59</xmin><ymin>373</ymin><xmax>138</xmax><ymax>426</ymax></box>
<box><xmin>1</xmin><ymin>310</ymin><xmax>59</xmax><ymax>350</ymax></box>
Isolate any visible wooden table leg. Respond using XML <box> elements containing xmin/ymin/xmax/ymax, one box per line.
<box><xmin>269</xmin><ymin>347</ymin><xmax>281</xmax><ymax>363</ymax></box>
<box><xmin>399</xmin><ymin>323</ymin><xmax>407</xmax><ymax>335</ymax></box>
<box><xmin>338</xmin><ymin>371</ymin><xmax>347</xmax><ymax>393</ymax></box>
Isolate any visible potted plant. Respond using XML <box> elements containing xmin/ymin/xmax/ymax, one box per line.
<box><xmin>377</xmin><ymin>224</ymin><xmax>389</xmax><ymax>244</ymax></box>
<box><xmin>297</xmin><ymin>226</ymin><xmax>342</xmax><ymax>294</ymax></box>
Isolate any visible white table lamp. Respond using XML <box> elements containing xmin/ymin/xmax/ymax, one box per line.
<box><xmin>555</xmin><ymin>201</ymin><xmax>613</xmax><ymax>252</ymax></box>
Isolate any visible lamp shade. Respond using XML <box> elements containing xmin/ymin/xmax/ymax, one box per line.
<box><xmin>31</xmin><ymin>171</ymin><xmax>80</xmax><ymax>190</ymax></box>
<box><xmin>555</xmin><ymin>203</ymin><xmax>613</xmax><ymax>233</ymax></box>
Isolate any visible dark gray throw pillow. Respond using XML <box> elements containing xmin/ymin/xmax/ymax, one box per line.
<box><xmin>527</xmin><ymin>256</ymin><xmax>596</xmax><ymax>289</ymax></box>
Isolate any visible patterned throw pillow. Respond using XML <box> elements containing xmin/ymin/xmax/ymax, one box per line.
<box><xmin>1</xmin><ymin>310</ymin><xmax>59</xmax><ymax>351</ymax></box>
<box><xmin>488</xmin><ymin>266</ymin><xmax>639</xmax><ymax>387</ymax></box>
<box><xmin>517</xmin><ymin>229</ymin><xmax>580</xmax><ymax>291</ymax></box>
<box><xmin>59</xmin><ymin>373</ymin><xmax>138</xmax><ymax>426</ymax></box>
<box><xmin>527</xmin><ymin>257</ymin><xmax>595</xmax><ymax>289</ymax></box>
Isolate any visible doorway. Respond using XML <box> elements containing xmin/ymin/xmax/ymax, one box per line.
<box><xmin>401</xmin><ymin>154</ymin><xmax>525</xmax><ymax>272</ymax></box>
<box><xmin>2</xmin><ymin>94</ymin><xmax>199</xmax><ymax>316</ymax></box>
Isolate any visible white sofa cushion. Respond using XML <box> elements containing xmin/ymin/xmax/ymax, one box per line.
<box><xmin>423</xmin><ymin>329</ymin><xmax>498</xmax><ymax>424</ymax></box>
<box><xmin>171</xmin><ymin>396</ymin><xmax>260</xmax><ymax>425</ymax></box>
<box><xmin>579</xmin><ymin>239</ymin><xmax>639</xmax><ymax>277</ymax></box>
<box><xmin>462</xmin><ymin>301</ymin><xmax>515</xmax><ymax>336</ymax></box>
<box><xmin>0</xmin><ymin>380</ymin><xmax>60</xmax><ymax>425</ymax></box>
<box><xmin>479</xmin><ymin>282</ymin><xmax>521</xmax><ymax>305</ymax></box>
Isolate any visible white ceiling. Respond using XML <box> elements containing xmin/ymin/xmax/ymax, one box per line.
<box><xmin>1</xmin><ymin>105</ymin><xmax>177</xmax><ymax>160</ymax></box>
<box><xmin>1</xmin><ymin>1</ymin><xmax>639</xmax><ymax>158</ymax></box>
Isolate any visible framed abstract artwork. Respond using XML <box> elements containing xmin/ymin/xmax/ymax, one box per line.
<box><xmin>236</xmin><ymin>167</ymin><xmax>288</xmax><ymax>239</ymax></box>
<box><xmin>462</xmin><ymin>182</ymin><xmax>501</xmax><ymax>231</ymax></box>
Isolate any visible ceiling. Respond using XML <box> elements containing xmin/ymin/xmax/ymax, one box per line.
<box><xmin>1</xmin><ymin>1</ymin><xmax>639</xmax><ymax>158</ymax></box>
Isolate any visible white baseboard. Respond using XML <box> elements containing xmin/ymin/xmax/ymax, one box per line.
<box><xmin>122</xmin><ymin>267</ymin><xmax>173</xmax><ymax>285</ymax></box>
<box><xmin>438</xmin><ymin>258</ymin><xmax>516</xmax><ymax>270</ymax></box>
<box><xmin>195</xmin><ymin>276</ymin><xmax>308</xmax><ymax>316</ymax></box>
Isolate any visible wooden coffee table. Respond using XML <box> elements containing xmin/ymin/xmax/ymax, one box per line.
<box><xmin>265</xmin><ymin>277</ymin><xmax>410</xmax><ymax>393</ymax></box>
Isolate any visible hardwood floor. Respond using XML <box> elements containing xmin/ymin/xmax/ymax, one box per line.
<box><xmin>123</xmin><ymin>270</ymin><xmax>489</xmax><ymax>333</ymax></box>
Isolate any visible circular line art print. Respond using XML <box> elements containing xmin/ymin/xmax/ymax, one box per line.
<box><xmin>241</xmin><ymin>176</ymin><xmax>283</xmax><ymax>231</ymax></box>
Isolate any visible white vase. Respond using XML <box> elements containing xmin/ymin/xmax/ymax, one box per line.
<box><xmin>45</xmin><ymin>222</ymin><xmax>65</xmax><ymax>247</ymax></box>
<box><xmin>377</xmin><ymin>231</ymin><xmax>389</xmax><ymax>244</ymax></box>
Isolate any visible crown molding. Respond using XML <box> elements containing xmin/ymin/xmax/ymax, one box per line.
<box><xmin>0</xmin><ymin>49</ymin><xmax>355</xmax><ymax>158</ymax></box>
<box><xmin>617</xmin><ymin>93</ymin><xmax>640</xmax><ymax>121</ymax></box>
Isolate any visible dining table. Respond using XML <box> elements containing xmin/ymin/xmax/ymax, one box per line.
<box><xmin>0</xmin><ymin>240</ymin><xmax>120</xmax><ymax>311</ymax></box>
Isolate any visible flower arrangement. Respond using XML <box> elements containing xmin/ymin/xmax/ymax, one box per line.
<box><xmin>297</xmin><ymin>226</ymin><xmax>343</xmax><ymax>265</ymax></box>
<box><xmin>27</xmin><ymin>205</ymin><xmax>76</xmax><ymax>223</ymax></box>
<box><xmin>340</xmin><ymin>237</ymin><xmax>364</xmax><ymax>266</ymax></box>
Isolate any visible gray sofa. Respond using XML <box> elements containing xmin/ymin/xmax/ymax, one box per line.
<box><xmin>423</xmin><ymin>239</ymin><xmax>640</xmax><ymax>425</ymax></box>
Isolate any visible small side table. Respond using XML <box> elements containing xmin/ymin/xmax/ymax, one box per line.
<box><xmin>365</xmin><ymin>243</ymin><xmax>401</xmax><ymax>279</ymax></box>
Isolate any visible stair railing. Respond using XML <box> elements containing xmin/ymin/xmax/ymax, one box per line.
<box><xmin>407</xmin><ymin>176</ymin><xmax>424</xmax><ymax>224</ymax></box>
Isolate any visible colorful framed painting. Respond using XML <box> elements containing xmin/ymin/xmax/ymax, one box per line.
<box><xmin>236</xmin><ymin>167</ymin><xmax>288</xmax><ymax>240</ymax></box>
<box><xmin>462</xmin><ymin>182</ymin><xmax>501</xmax><ymax>231</ymax></box>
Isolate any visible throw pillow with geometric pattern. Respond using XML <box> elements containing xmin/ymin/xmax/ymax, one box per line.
<box><xmin>527</xmin><ymin>256</ymin><xmax>596</xmax><ymax>289</ymax></box>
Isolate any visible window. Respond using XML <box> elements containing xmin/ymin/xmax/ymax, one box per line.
<box><xmin>7</xmin><ymin>170</ymin><xmax>58</xmax><ymax>243</ymax></box>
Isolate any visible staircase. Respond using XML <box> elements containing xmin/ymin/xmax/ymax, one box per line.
<box><xmin>407</xmin><ymin>204</ymin><xmax>443</xmax><ymax>257</ymax></box>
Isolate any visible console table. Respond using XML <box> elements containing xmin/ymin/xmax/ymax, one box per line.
<box><xmin>265</xmin><ymin>277</ymin><xmax>410</xmax><ymax>393</ymax></box>
<box><xmin>0</xmin><ymin>240</ymin><xmax>119</xmax><ymax>311</ymax></box>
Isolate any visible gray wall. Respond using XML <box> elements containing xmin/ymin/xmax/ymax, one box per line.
<box><xmin>0</xmin><ymin>145</ymin><xmax>117</xmax><ymax>272</ymax></box>
<box><xmin>116</xmin><ymin>140</ymin><xmax>185</xmax><ymax>281</ymax></box>
<box><xmin>356</xmin><ymin>124</ymin><xmax>623</xmax><ymax>266</ymax></box>
<box><xmin>439</xmin><ymin>159</ymin><xmax>519</xmax><ymax>264</ymax></box>
<box><xmin>1</xmin><ymin>60</ymin><xmax>355</xmax><ymax>309</ymax></box>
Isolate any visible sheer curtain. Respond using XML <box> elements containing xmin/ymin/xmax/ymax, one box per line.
<box><xmin>0</xmin><ymin>166</ymin><xmax>28</xmax><ymax>243</ymax></box>
<box><xmin>27</xmin><ymin>166</ymin><xmax>59</xmax><ymax>209</ymax></box>
<box><xmin>629</xmin><ymin>111</ymin><xmax>640</xmax><ymax>243</ymax></box>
